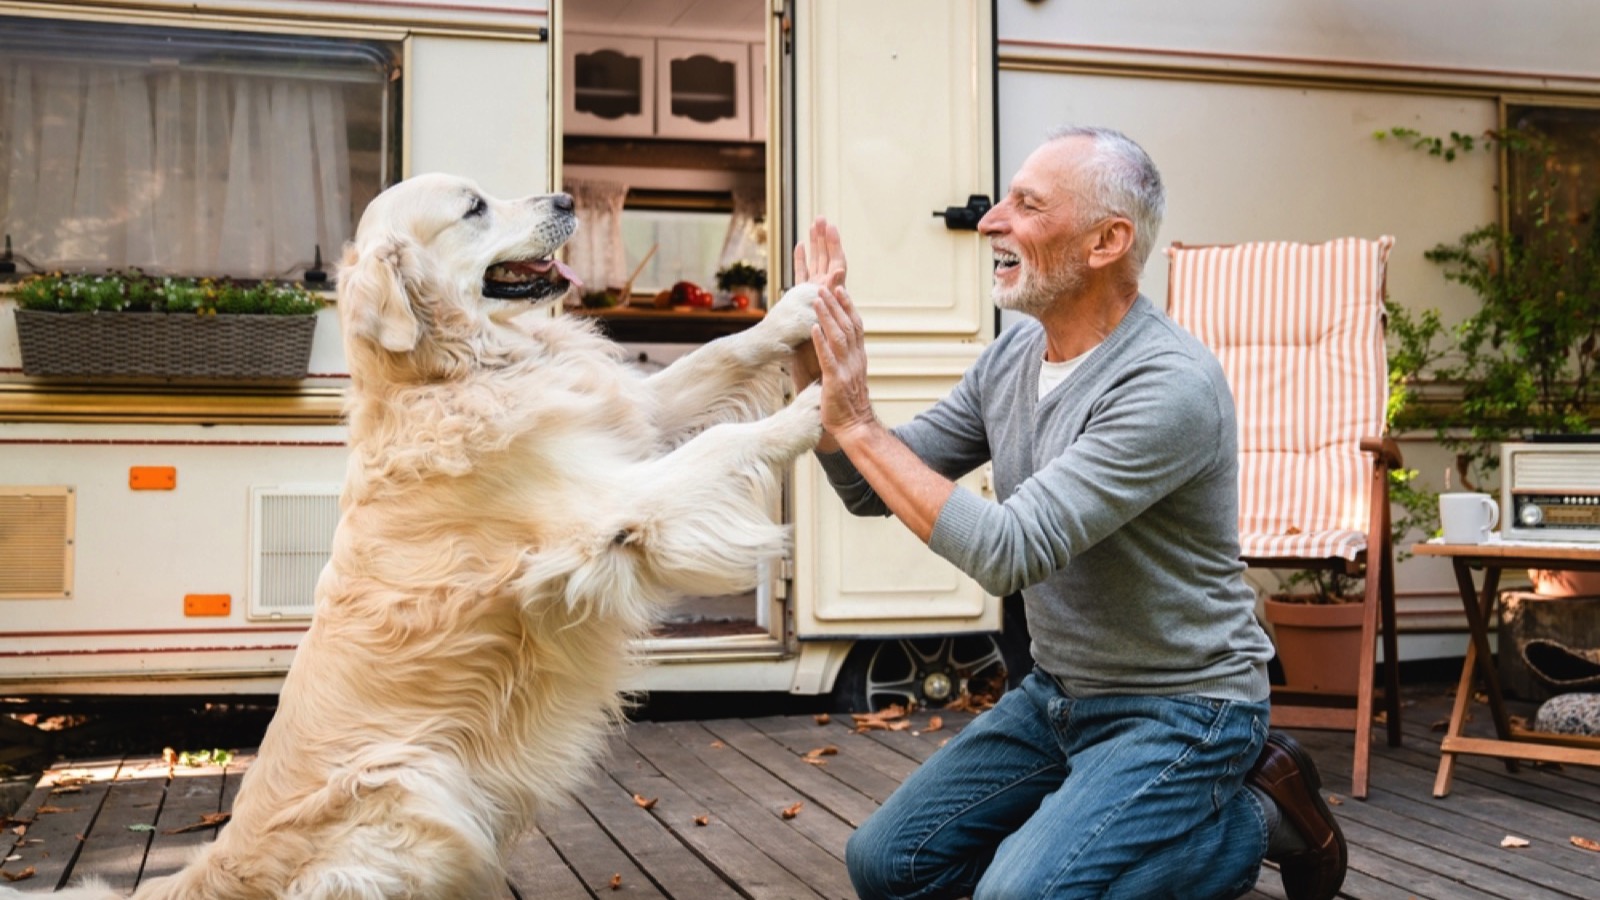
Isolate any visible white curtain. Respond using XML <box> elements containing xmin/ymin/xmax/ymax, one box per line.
<box><xmin>0</xmin><ymin>59</ymin><xmax>351</xmax><ymax>279</ymax></box>
<box><xmin>717</xmin><ymin>185</ymin><xmax>767</xmax><ymax>272</ymax></box>
<box><xmin>564</xmin><ymin>178</ymin><xmax>629</xmax><ymax>296</ymax></box>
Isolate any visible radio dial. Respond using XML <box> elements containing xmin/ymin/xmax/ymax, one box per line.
<box><xmin>1520</xmin><ymin>503</ymin><xmax>1544</xmax><ymax>527</ymax></box>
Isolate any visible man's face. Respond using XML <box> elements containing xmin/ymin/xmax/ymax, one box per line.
<box><xmin>978</xmin><ymin>137</ymin><xmax>1096</xmax><ymax>317</ymax></box>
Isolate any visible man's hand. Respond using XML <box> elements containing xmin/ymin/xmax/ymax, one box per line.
<box><xmin>794</xmin><ymin>216</ymin><xmax>846</xmax><ymax>293</ymax></box>
<box><xmin>813</xmin><ymin>284</ymin><xmax>878</xmax><ymax>443</ymax></box>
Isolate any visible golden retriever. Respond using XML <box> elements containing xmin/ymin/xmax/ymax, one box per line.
<box><xmin>20</xmin><ymin>173</ymin><xmax>822</xmax><ymax>899</ymax></box>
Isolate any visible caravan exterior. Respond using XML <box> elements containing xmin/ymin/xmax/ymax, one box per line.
<box><xmin>0</xmin><ymin>0</ymin><xmax>1012</xmax><ymax>708</ymax></box>
<box><xmin>4</xmin><ymin>0</ymin><xmax>1599</xmax><ymax>702</ymax></box>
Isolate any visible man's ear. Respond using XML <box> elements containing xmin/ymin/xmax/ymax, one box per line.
<box><xmin>1086</xmin><ymin>217</ymin><xmax>1136</xmax><ymax>271</ymax></box>
<box><xmin>337</xmin><ymin>234</ymin><xmax>427</xmax><ymax>352</ymax></box>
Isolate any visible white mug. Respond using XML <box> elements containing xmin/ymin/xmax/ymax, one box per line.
<box><xmin>1440</xmin><ymin>492</ymin><xmax>1500</xmax><ymax>544</ymax></box>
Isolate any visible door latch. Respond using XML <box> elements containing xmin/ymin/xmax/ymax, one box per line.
<box><xmin>933</xmin><ymin>194</ymin><xmax>993</xmax><ymax>230</ymax></box>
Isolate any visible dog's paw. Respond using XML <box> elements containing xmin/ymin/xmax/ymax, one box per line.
<box><xmin>759</xmin><ymin>283</ymin><xmax>821</xmax><ymax>350</ymax></box>
<box><xmin>765</xmin><ymin>382</ymin><xmax>823</xmax><ymax>455</ymax></box>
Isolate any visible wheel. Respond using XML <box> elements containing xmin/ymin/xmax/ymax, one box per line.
<box><xmin>830</xmin><ymin>595</ymin><xmax>1032</xmax><ymax>713</ymax></box>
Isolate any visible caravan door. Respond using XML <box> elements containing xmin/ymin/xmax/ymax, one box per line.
<box><xmin>788</xmin><ymin>1</ymin><xmax>1001</xmax><ymax>639</ymax></box>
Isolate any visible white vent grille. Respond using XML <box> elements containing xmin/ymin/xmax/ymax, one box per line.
<box><xmin>250</xmin><ymin>486</ymin><xmax>340</xmax><ymax>619</ymax></box>
<box><xmin>0</xmin><ymin>486</ymin><xmax>74</xmax><ymax>600</ymax></box>
<box><xmin>1510</xmin><ymin>446</ymin><xmax>1600</xmax><ymax>492</ymax></box>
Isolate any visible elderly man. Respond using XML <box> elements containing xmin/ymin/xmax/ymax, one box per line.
<box><xmin>795</xmin><ymin>126</ymin><xmax>1346</xmax><ymax>900</ymax></box>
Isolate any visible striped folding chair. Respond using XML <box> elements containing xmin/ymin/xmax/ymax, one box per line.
<box><xmin>1166</xmin><ymin>236</ymin><xmax>1402</xmax><ymax>799</ymax></box>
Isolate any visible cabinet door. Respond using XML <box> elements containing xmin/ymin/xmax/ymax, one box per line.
<box><xmin>566</xmin><ymin>34</ymin><xmax>655</xmax><ymax>137</ymax></box>
<box><xmin>656</xmin><ymin>38</ymin><xmax>750</xmax><ymax>141</ymax></box>
<box><xmin>793</xmin><ymin>0</ymin><xmax>994</xmax><ymax>337</ymax></box>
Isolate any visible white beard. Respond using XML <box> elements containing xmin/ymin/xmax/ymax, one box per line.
<box><xmin>992</xmin><ymin>255</ymin><xmax>1086</xmax><ymax>319</ymax></box>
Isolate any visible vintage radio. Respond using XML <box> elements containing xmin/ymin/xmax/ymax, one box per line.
<box><xmin>1501</xmin><ymin>440</ymin><xmax>1600</xmax><ymax>542</ymax></box>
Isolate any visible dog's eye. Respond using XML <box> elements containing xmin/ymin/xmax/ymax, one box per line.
<box><xmin>466</xmin><ymin>196</ymin><xmax>488</xmax><ymax>219</ymax></box>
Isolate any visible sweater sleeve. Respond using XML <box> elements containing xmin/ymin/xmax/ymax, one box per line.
<box><xmin>929</xmin><ymin>354</ymin><xmax>1228</xmax><ymax>597</ymax></box>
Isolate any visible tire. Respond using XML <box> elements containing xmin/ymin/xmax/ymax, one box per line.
<box><xmin>830</xmin><ymin>595</ymin><xmax>1032</xmax><ymax>713</ymax></box>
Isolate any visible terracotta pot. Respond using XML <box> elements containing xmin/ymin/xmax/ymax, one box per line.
<box><xmin>1528</xmin><ymin>568</ymin><xmax>1600</xmax><ymax>598</ymax></box>
<box><xmin>1263</xmin><ymin>596</ymin><xmax>1365</xmax><ymax>695</ymax></box>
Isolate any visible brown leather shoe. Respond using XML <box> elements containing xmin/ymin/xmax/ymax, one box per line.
<box><xmin>1248</xmin><ymin>730</ymin><xmax>1347</xmax><ymax>900</ymax></box>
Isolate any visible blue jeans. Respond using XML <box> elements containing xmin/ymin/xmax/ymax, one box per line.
<box><xmin>846</xmin><ymin>671</ymin><xmax>1271</xmax><ymax>900</ymax></box>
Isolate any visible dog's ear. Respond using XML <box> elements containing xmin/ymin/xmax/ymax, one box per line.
<box><xmin>338</xmin><ymin>234</ymin><xmax>429</xmax><ymax>353</ymax></box>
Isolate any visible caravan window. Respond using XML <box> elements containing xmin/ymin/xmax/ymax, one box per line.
<box><xmin>0</xmin><ymin>16</ymin><xmax>397</xmax><ymax>281</ymax></box>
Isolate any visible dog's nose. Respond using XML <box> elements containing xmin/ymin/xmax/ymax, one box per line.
<box><xmin>553</xmin><ymin>193</ymin><xmax>574</xmax><ymax>214</ymax></box>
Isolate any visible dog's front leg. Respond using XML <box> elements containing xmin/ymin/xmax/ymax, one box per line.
<box><xmin>641</xmin><ymin>284</ymin><xmax>820</xmax><ymax>440</ymax></box>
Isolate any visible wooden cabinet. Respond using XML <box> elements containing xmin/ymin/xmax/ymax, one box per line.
<box><xmin>655</xmin><ymin>38</ymin><xmax>750</xmax><ymax>140</ymax></box>
<box><xmin>566</xmin><ymin>33</ymin><xmax>758</xmax><ymax>141</ymax></box>
<box><xmin>566</xmin><ymin>34</ymin><xmax>655</xmax><ymax>137</ymax></box>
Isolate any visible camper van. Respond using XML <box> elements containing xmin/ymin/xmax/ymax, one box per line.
<box><xmin>3</xmin><ymin>0</ymin><xmax>1597</xmax><ymax>703</ymax></box>
<box><xmin>0</xmin><ymin>0</ymin><xmax>1019</xmax><ymax>709</ymax></box>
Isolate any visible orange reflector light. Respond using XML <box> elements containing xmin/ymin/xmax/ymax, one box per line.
<box><xmin>130</xmin><ymin>466</ymin><xmax>177</xmax><ymax>490</ymax></box>
<box><xmin>184</xmin><ymin>594</ymin><xmax>231</xmax><ymax>617</ymax></box>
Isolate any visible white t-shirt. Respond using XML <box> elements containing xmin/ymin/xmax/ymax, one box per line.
<box><xmin>1037</xmin><ymin>345</ymin><xmax>1099</xmax><ymax>399</ymax></box>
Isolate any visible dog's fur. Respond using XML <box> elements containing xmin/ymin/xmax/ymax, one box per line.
<box><xmin>13</xmin><ymin>173</ymin><xmax>822</xmax><ymax>899</ymax></box>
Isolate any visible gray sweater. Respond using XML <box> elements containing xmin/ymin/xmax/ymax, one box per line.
<box><xmin>818</xmin><ymin>296</ymin><xmax>1273</xmax><ymax>702</ymax></box>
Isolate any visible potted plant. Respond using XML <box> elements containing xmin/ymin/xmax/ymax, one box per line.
<box><xmin>1377</xmin><ymin>126</ymin><xmax>1600</xmax><ymax>591</ymax></box>
<box><xmin>10</xmin><ymin>270</ymin><xmax>322</xmax><ymax>381</ymax></box>
<box><xmin>714</xmin><ymin>261</ymin><xmax>766</xmax><ymax>310</ymax></box>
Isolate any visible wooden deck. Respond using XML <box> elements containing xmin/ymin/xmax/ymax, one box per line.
<box><xmin>4</xmin><ymin>684</ymin><xmax>1600</xmax><ymax>898</ymax></box>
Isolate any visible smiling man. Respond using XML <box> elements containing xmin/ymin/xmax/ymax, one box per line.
<box><xmin>796</xmin><ymin>126</ymin><xmax>1347</xmax><ymax>900</ymax></box>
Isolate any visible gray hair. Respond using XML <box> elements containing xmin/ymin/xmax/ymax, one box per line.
<box><xmin>1045</xmin><ymin>125</ymin><xmax>1166</xmax><ymax>273</ymax></box>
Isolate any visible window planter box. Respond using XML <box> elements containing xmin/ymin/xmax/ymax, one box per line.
<box><xmin>13</xmin><ymin>308</ymin><xmax>317</xmax><ymax>382</ymax></box>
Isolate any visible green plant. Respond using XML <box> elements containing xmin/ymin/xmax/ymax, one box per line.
<box><xmin>13</xmin><ymin>271</ymin><xmax>320</xmax><ymax>316</ymax></box>
<box><xmin>1376</xmin><ymin>126</ymin><xmax>1599</xmax><ymax>491</ymax></box>
<box><xmin>715</xmin><ymin>261</ymin><xmax>767</xmax><ymax>292</ymax></box>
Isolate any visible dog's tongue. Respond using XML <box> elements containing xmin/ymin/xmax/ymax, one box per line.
<box><xmin>504</xmin><ymin>258</ymin><xmax>583</xmax><ymax>292</ymax></box>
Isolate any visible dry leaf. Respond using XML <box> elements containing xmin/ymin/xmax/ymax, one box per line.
<box><xmin>162</xmin><ymin>747</ymin><xmax>177</xmax><ymax>767</ymax></box>
<box><xmin>926</xmin><ymin>716</ymin><xmax>944</xmax><ymax>733</ymax></box>
<box><xmin>804</xmin><ymin>746</ymin><xmax>838</xmax><ymax>760</ymax></box>
<box><xmin>162</xmin><ymin>812</ymin><xmax>231</xmax><ymax>835</ymax></box>
<box><xmin>1500</xmin><ymin>835</ymin><xmax>1530</xmax><ymax>848</ymax></box>
<box><xmin>692</xmin><ymin>814</ymin><xmax>709</xmax><ymax>826</ymax></box>
<box><xmin>801</xmin><ymin>757</ymin><xmax>828</xmax><ymax>767</ymax></box>
<box><xmin>1572</xmin><ymin>836</ymin><xmax>1600</xmax><ymax>852</ymax></box>
<box><xmin>608</xmin><ymin>873</ymin><xmax>622</xmax><ymax>890</ymax></box>
<box><xmin>632</xmin><ymin>794</ymin><xmax>658</xmax><ymax>810</ymax></box>
<box><xmin>34</xmin><ymin>806</ymin><xmax>75</xmax><ymax>815</ymax></box>
<box><xmin>781</xmin><ymin>801</ymin><xmax>803</xmax><ymax>819</ymax></box>
<box><xmin>1</xmin><ymin>866</ymin><xmax>35</xmax><ymax>883</ymax></box>
<box><xmin>1430</xmin><ymin>717</ymin><xmax>1450</xmax><ymax>731</ymax></box>
<box><xmin>813</xmin><ymin>713</ymin><xmax>831</xmax><ymax>725</ymax></box>
<box><xmin>708</xmin><ymin>740</ymin><xmax>725</xmax><ymax>749</ymax></box>
<box><xmin>851</xmin><ymin>704</ymin><xmax>910</xmax><ymax>732</ymax></box>
<box><xmin>1326</xmin><ymin>795</ymin><xmax>1344</xmax><ymax>806</ymax></box>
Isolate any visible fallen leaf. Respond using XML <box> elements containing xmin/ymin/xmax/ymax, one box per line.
<box><xmin>804</xmin><ymin>746</ymin><xmax>838</xmax><ymax>760</ymax></box>
<box><xmin>34</xmin><ymin>806</ymin><xmax>75</xmax><ymax>815</ymax></box>
<box><xmin>851</xmin><ymin>704</ymin><xmax>910</xmax><ymax>732</ymax></box>
<box><xmin>1</xmin><ymin>866</ymin><xmax>35</xmax><ymax>883</ymax></box>
<box><xmin>693</xmin><ymin>814</ymin><xmax>709</xmax><ymax>826</ymax></box>
<box><xmin>127</xmin><ymin>824</ymin><xmax>155</xmax><ymax>833</ymax></box>
<box><xmin>1430</xmin><ymin>718</ymin><xmax>1450</xmax><ymax>731</ymax></box>
<box><xmin>708</xmin><ymin>740</ymin><xmax>725</xmax><ymax>749</ymax></box>
<box><xmin>926</xmin><ymin>716</ymin><xmax>944</xmax><ymax>733</ymax></box>
<box><xmin>801</xmin><ymin>756</ymin><xmax>828</xmax><ymax>767</ymax></box>
<box><xmin>162</xmin><ymin>747</ymin><xmax>177</xmax><ymax>767</ymax></box>
<box><xmin>1573</xmin><ymin>836</ymin><xmax>1600</xmax><ymax>852</ymax></box>
<box><xmin>163</xmin><ymin>812</ymin><xmax>230</xmax><ymax>835</ymax></box>
<box><xmin>1326</xmin><ymin>795</ymin><xmax>1344</xmax><ymax>806</ymax></box>
<box><xmin>608</xmin><ymin>873</ymin><xmax>622</xmax><ymax>890</ymax></box>
<box><xmin>3</xmin><ymin>856</ymin><xmax>16</xmax><ymax>862</ymax></box>
<box><xmin>632</xmin><ymin>794</ymin><xmax>658</xmax><ymax>810</ymax></box>
<box><xmin>781</xmin><ymin>801</ymin><xmax>803</xmax><ymax>819</ymax></box>
<box><xmin>50</xmin><ymin>786</ymin><xmax>81</xmax><ymax>796</ymax></box>
<box><xmin>1500</xmin><ymin>835</ymin><xmax>1530</xmax><ymax>848</ymax></box>
<box><xmin>813</xmin><ymin>713</ymin><xmax>831</xmax><ymax>725</ymax></box>
<box><xmin>1372</xmin><ymin>711</ymin><xmax>1388</xmax><ymax>726</ymax></box>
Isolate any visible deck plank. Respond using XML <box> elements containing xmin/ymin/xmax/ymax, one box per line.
<box><xmin>10</xmin><ymin>682</ymin><xmax>1600</xmax><ymax>898</ymax></box>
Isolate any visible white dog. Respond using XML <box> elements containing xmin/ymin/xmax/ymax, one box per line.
<box><xmin>16</xmin><ymin>173</ymin><xmax>823</xmax><ymax>899</ymax></box>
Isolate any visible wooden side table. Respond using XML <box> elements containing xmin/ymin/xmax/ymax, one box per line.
<box><xmin>1413</xmin><ymin>540</ymin><xmax>1600</xmax><ymax>797</ymax></box>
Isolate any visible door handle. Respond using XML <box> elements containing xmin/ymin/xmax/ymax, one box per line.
<box><xmin>933</xmin><ymin>195</ymin><xmax>992</xmax><ymax>230</ymax></box>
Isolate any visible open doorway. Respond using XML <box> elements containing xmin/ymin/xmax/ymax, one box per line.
<box><xmin>559</xmin><ymin>0</ymin><xmax>778</xmax><ymax>646</ymax></box>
